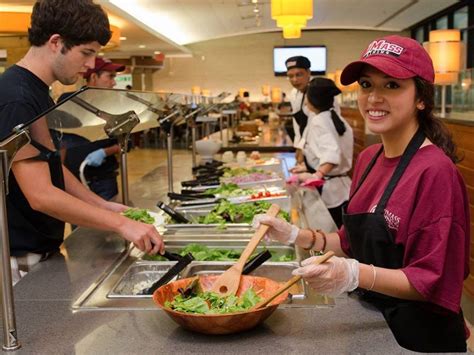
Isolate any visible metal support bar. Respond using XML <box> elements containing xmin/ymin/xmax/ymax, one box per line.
<box><xmin>166</xmin><ymin>129</ymin><xmax>174</xmax><ymax>193</ymax></box>
<box><xmin>0</xmin><ymin>150</ymin><xmax>20</xmax><ymax>351</ymax></box>
<box><xmin>191</xmin><ymin>125</ymin><xmax>197</xmax><ymax>168</ymax></box>
<box><xmin>440</xmin><ymin>85</ymin><xmax>447</xmax><ymax>118</ymax></box>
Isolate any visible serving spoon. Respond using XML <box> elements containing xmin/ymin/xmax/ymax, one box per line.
<box><xmin>211</xmin><ymin>204</ymin><xmax>280</xmax><ymax>297</ymax></box>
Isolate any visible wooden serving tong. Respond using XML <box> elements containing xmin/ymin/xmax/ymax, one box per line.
<box><xmin>252</xmin><ymin>251</ymin><xmax>335</xmax><ymax>309</ymax></box>
<box><xmin>211</xmin><ymin>204</ymin><xmax>280</xmax><ymax>296</ymax></box>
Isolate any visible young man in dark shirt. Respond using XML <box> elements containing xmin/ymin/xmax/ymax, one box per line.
<box><xmin>0</xmin><ymin>0</ymin><xmax>164</xmax><ymax>279</ymax></box>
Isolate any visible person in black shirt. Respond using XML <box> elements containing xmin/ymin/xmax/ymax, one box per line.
<box><xmin>57</xmin><ymin>57</ymin><xmax>125</xmax><ymax>200</ymax></box>
<box><xmin>0</xmin><ymin>0</ymin><xmax>164</xmax><ymax>279</ymax></box>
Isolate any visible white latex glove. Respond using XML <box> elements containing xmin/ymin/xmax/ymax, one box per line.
<box><xmin>292</xmin><ymin>255</ymin><xmax>359</xmax><ymax>297</ymax></box>
<box><xmin>252</xmin><ymin>215</ymin><xmax>299</xmax><ymax>245</ymax></box>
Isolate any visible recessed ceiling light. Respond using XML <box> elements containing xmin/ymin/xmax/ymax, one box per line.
<box><xmin>138</xmin><ymin>44</ymin><xmax>146</xmax><ymax>49</ymax></box>
<box><xmin>119</xmin><ymin>36</ymin><xmax>127</xmax><ymax>41</ymax></box>
<box><xmin>253</xmin><ymin>7</ymin><xmax>259</xmax><ymax>13</ymax></box>
<box><xmin>154</xmin><ymin>51</ymin><xmax>162</xmax><ymax>54</ymax></box>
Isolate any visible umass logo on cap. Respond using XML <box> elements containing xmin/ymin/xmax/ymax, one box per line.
<box><xmin>363</xmin><ymin>40</ymin><xmax>405</xmax><ymax>58</ymax></box>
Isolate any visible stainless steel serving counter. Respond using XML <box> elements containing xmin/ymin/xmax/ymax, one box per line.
<box><xmin>2</xmin><ymin>154</ymin><xmax>410</xmax><ymax>354</ymax></box>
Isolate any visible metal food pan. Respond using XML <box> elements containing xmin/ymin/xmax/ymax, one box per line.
<box><xmin>107</xmin><ymin>262</ymin><xmax>177</xmax><ymax>298</ymax></box>
<box><xmin>174</xmin><ymin>195</ymin><xmax>291</xmax><ymax>214</ymax></box>
<box><xmin>139</xmin><ymin>240</ymin><xmax>296</xmax><ymax>262</ymax></box>
<box><xmin>184</xmin><ymin>178</ymin><xmax>285</xmax><ymax>191</ymax></box>
<box><xmin>164</xmin><ymin>222</ymin><xmax>252</xmax><ymax>230</ymax></box>
<box><xmin>181</xmin><ymin>261</ymin><xmax>305</xmax><ymax>299</ymax></box>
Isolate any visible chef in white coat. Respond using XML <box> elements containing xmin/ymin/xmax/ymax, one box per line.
<box><xmin>285</xmin><ymin>56</ymin><xmax>312</xmax><ymax>167</ymax></box>
<box><xmin>297</xmin><ymin>78</ymin><xmax>353</xmax><ymax>227</ymax></box>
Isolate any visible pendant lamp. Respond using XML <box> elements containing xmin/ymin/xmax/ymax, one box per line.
<box><xmin>271</xmin><ymin>0</ymin><xmax>313</xmax><ymax>39</ymax></box>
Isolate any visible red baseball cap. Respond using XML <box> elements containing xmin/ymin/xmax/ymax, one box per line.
<box><xmin>83</xmin><ymin>57</ymin><xmax>125</xmax><ymax>79</ymax></box>
<box><xmin>340</xmin><ymin>35</ymin><xmax>434</xmax><ymax>85</ymax></box>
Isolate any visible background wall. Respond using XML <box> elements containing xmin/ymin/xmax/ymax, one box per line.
<box><xmin>153</xmin><ymin>29</ymin><xmax>408</xmax><ymax>101</ymax></box>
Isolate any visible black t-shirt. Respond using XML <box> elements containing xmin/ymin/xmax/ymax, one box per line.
<box><xmin>0</xmin><ymin>65</ymin><xmax>65</xmax><ymax>256</ymax></box>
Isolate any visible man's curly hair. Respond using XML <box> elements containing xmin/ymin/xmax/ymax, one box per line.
<box><xmin>28</xmin><ymin>0</ymin><xmax>111</xmax><ymax>50</ymax></box>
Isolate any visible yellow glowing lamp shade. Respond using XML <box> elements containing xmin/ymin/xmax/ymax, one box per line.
<box><xmin>283</xmin><ymin>26</ymin><xmax>302</xmax><ymax>39</ymax></box>
<box><xmin>427</xmin><ymin>41</ymin><xmax>462</xmax><ymax>73</ymax></box>
<box><xmin>238</xmin><ymin>88</ymin><xmax>247</xmax><ymax>97</ymax></box>
<box><xmin>261</xmin><ymin>85</ymin><xmax>270</xmax><ymax>96</ymax></box>
<box><xmin>434</xmin><ymin>72</ymin><xmax>459</xmax><ymax>85</ymax></box>
<box><xmin>0</xmin><ymin>12</ymin><xmax>30</xmax><ymax>33</ymax></box>
<box><xmin>191</xmin><ymin>86</ymin><xmax>201</xmax><ymax>95</ymax></box>
<box><xmin>201</xmin><ymin>89</ymin><xmax>211</xmax><ymax>97</ymax></box>
<box><xmin>271</xmin><ymin>87</ymin><xmax>282</xmax><ymax>103</ymax></box>
<box><xmin>271</xmin><ymin>0</ymin><xmax>313</xmax><ymax>19</ymax></box>
<box><xmin>276</xmin><ymin>16</ymin><xmax>308</xmax><ymax>27</ymax></box>
<box><xmin>429</xmin><ymin>29</ymin><xmax>461</xmax><ymax>42</ymax></box>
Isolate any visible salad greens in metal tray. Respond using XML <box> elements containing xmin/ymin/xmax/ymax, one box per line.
<box><xmin>143</xmin><ymin>243</ymin><xmax>293</xmax><ymax>262</ymax></box>
<box><xmin>194</xmin><ymin>200</ymin><xmax>290</xmax><ymax>225</ymax></box>
<box><xmin>203</xmin><ymin>183</ymin><xmax>255</xmax><ymax>197</ymax></box>
<box><xmin>122</xmin><ymin>208</ymin><xmax>155</xmax><ymax>224</ymax></box>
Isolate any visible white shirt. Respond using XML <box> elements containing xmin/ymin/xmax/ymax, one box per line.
<box><xmin>302</xmin><ymin>109</ymin><xmax>354</xmax><ymax>208</ymax></box>
<box><xmin>289</xmin><ymin>87</ymin><xmax>312</xmax><ymax>149</ymax></box>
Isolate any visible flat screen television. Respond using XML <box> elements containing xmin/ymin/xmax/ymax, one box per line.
<box><xmin>273</xmin><ymin>46</ymin><xmax>327</xmax><ymax>76</ymax></box>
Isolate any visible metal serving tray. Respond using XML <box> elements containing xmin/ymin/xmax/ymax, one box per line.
<box><xmin>184</xmin><ymin>177</ymin><xmax>285</xmax><ymax>191</ymax></box>
<box><xmin>174</xmin><ymin>195</ymin><xmax>291</xmax><ymax>213</ymax></box>
<box><xmin>139</xmin><ymin>240</ymin><xmax>296</xmax><ymax>262</ymax></box>
<box><xmin>108</xmin><ymin>262</ymin><xmax>178</xmax><ymax>298</ymax></box>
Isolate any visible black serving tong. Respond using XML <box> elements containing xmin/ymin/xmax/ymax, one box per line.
<box><xmin>167</xmin><ymin>192</ymin><xmax>215</xmax><ymax>201</ymax></box>
<box><xmin>140</xmin><ymin>252</ymin><xmax>194</xmax><ymax>295</ymax></box>
<box><xmin>141</xmin><ymin>249</ymin><xmax>272</xmax><ymax>296</ymax></box>
<box><xmin>242</xmin><ymin>249</ymin><xmax>272</xmax><ymax>275</ymax></box>
<box><xmin>156</xmin><ymin>201</ymin><xmax>190</xmax><ymax>224</ymax></box>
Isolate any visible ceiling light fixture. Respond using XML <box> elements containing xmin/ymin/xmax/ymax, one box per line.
<box><xmin>271</xmin><ymin>0</ymin><xmax>313</xmax><ymax>39</ymax></box>
<box><xmin>109</xmin><ymin>0</ymin><xmax>193</xmax><ymax>45</ymax></box>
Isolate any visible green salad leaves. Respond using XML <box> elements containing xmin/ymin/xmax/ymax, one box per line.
<box><xmin>122</xmin><ymin>208</ymin><xmax>155</xmax><ymax>224</ymax></box>
<box><xmin>195</xmin><ymin>200</ymin><xmax>290</xmax><ymax>225</ymax></box>
<box><xmin>143</xmin><ymin>243</ymin><xmax>294</xmax><ymax>262</ymax></box>
<box><xmin>166</xmin><ymin>288</ymin><xmax>261</xmax><ymax>314</ymax></box>
<box><xmin>204</xmin><ymin>183</ymin><xmax>254</xmax><ymax>197</ymax></box>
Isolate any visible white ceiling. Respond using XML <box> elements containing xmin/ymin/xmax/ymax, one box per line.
<box><xmin>1</xmin><ymin>0</ymin><xmax>459</xmax><ymax>57</ymax></box>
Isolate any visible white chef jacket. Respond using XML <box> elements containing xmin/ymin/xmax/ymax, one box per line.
<box><xmin>302</xmin><ymin>109</ymin><xmax>353</xmax><ymax>208</ymax></box>
<box><xmin>289</xmin><ymin>87</ymin><xmax>312</xmax><ymax>150</ymax></box>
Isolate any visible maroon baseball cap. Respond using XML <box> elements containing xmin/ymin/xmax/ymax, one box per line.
<box><xmin>340</xmin><ymin>35</ymin><xmax>434</xmax><ymax>85</ymax></box>
<box><xmin>83</xmin><ymin>57</ymin><xmax>125</xmax><ymax>79</ymax></box>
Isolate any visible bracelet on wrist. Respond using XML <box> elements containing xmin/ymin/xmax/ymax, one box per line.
<box><xmin>367</xmin><ymin>264</ymin><xmax>377</xmax><ymax>291</ymax></box>
<box><xmin>303</xmin><ymin>229</ymin><xmax>317</xmax><ymax>251</ymax></box>
<box><xmin>303</xmin><ymin>229</ymin><xmax>327</xmax><ymax>253</ymax></box>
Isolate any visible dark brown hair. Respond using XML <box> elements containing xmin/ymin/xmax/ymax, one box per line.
<box><xmin>414</xmin><ymin>77</ymin><xmax>460</xmax><ymax>163</ymax></box>
<box><xmin>28</xmin><ymin>0</ymin><xmax>111</xmax><ymax>49</ymax></box>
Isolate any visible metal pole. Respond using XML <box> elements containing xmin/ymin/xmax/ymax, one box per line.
<box><xmin>219</xmin><ymin>114</ymin><xmax>223</xmax><ymax>142</ymax></box>
<box><xmin>167</xmin><ymin>129</ymin><xmax>174</xmax><ymax>192</ymax></box>
<box><xmin>191</xmin><ymin>125</ymin><xmax>197</xmax><ymax>168</ymax></box>
<box><xmin>440</xmin><ymin>85</ymin><xmax>446</xmax><ymax>118</ymax></box>
<box><xmin>119</xmin><ymin>146</ymin><xmax>129</xmax><ymax>205</ymax></box>
<box><xmin>0</xmin><ymin>150</ymin><xmax>20</xmax><ymax>351</ymax></box>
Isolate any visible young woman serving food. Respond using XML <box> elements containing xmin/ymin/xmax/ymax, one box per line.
<box><xmin>254</xmin><ymin>35</ymin><xmax>470</xmax><ymax>352</ymax></box>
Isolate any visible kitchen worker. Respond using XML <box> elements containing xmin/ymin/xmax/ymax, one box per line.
<box><xmin>294</xmin><ymin>78</ymin><xmax>353</xmax><ymax>227</ymax></box>
<box><xmin>285</xmin><ymin>56</ymin><xmax>312</xmax><ymax>167</ymax></box>
<box><xmin>254</xmin><ymin>35</ymin><xmax>469</xmax><ymax>352</ymax></box>
<box><xmin>0</xmin><ymin>0</ymin><xmax>164</xmax><ymax>281</ymax></box>
<box><xmin>57</xmin><ymin>57</ymin><xmax>125</xmax><ymax>200</ymax></box>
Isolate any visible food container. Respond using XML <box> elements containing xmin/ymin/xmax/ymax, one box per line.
<box><xmin>153</xmin><ymin>275</ymin><xmax>288</xmax><ymax>335</ymax></box>
<box><xmin>141</xmin><ymin>240</ymin><xmax>297</xmax><ymax>262</ymax></box>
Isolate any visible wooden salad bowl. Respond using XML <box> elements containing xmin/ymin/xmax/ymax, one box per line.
<box><xmin>153</xmin><ymin>275</ymin><xmax>289</xmax><ymax>335</ymax></box>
